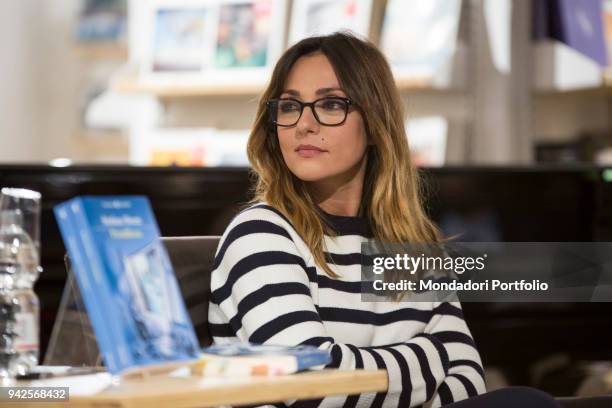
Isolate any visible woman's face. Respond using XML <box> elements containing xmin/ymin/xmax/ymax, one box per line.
<box><xmin>277</xmin><ymin>53</ymin><xmax>368</xmax><ymax>185</ymax></box>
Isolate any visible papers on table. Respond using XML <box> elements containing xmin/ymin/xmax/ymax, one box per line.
<box><xmin>30</xmin><ymin>373</ymin><xmax>114</xmax><ymax>396</ymax></box>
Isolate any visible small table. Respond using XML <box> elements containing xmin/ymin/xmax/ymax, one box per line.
<box><xmin>7</xmin><ymin>369</ymin><xmax>388</xmax><ymax>408</ymax></box>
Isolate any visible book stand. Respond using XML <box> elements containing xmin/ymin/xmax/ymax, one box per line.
<box><xmin>45</xmin><ymin>256</ymin><xmax>198</xmax><ymax>382</ymax></box>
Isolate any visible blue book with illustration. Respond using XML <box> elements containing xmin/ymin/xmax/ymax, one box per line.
<box><xmin>195</xmin><ymin>343</ymin><xmax>332</xmax><ymax>376</ymax></box>
<box><xmin>54</xmin><ymin>196</ymin><xmax>200</xmax><ymax>375</ymax></box>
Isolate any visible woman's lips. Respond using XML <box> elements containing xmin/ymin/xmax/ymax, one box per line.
<box><xmin>296</xmin><ymin>144</ymin><xmax>328</xmax><ymax>158</ymax></box>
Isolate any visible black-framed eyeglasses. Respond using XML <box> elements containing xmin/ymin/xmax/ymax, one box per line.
<box><xmin>266</xmin><ymin>97</ymin><xmax>353</xmax><ymax>127</ymax></box>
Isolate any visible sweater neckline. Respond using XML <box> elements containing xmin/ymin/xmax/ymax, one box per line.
<box><xmin>317</xmin><ymin>207</ymin><xmax>372</xmax><ymax>237</ymax></box>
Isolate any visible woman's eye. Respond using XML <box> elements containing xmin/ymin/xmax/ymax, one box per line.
<box><xmin>279</xmin><ymin>102</ymin><xmax>300</xmax><ymax>112</ymax></box>
<box><xmin>320</xmin><ymin>100</ymin><xmax>344</xmax><ymax>110</ymax></box>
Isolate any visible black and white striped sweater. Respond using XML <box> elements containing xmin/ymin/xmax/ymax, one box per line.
<box><xmin>208</xmin><ymin>203</ymin><xmax>486</xmax><ymax>407</ymax></box>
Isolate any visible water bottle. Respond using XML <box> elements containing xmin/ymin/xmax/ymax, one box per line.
<box><xmin>0</xmin><ymin>294</ymin><xmax>18</xmax><ymax>386</ymax></box>
<box><xmin>0</xmin><ymin>188</ymin><xmax>41</xmax><ymax>252</ymax></box>
<box><xmin>0</xmin><ymin>214</ymin><xmax>19</xmax><ymax>385</ymax></box>
<box><xmin>0</xmin><ymin>210</ymin><xmax>40</xmax><ymax>376</ymax></box>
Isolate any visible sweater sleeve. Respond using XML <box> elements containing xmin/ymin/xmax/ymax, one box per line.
<box><xmin>209</xmin><ymin>211</ymin><xmax>485</xmax><ymax>407</ymax></box>
<box><xmin>423</xmin><ymin>302</ymin><xmax>487</xmax><ymax>407</ymax></box>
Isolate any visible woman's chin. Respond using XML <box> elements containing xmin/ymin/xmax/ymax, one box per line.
<box><xmin>293</xmin><ymin>172</ymin><xmax>329</xmax><ymax>183</ymax></box>
<box><xmin>287</xmin><ymin>164</ymin><xmax>332</xmax><ymax>183</ymax></box>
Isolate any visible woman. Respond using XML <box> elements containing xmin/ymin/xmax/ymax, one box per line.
<box><xmin>208</xmin><ymin>32</ymin><xmax>558</xmax><ymax>408</ymax></box>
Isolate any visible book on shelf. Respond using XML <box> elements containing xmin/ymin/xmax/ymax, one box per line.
<box><xmin>77</xmin><ymin>0</ymin><xmax>127</xmax><ymax>43</ymax></box>
<box><xmin>193</xmin><ymin>343</ymin><xmax>332</xmax><ymax>377</ymax></box>
<box><xmin>546</xmin><ymin>0</ymin><xmax>608</xmax><ymax>67</ymax></box>
<box><xmin>130</xmin><ymin>127</ymin><xmax>250</xmax><ymax>167</ymax></box>
<box><xmin>138</xmin><ymin>0</ymin><xmax>287</xmax><ymax>85</ymax></box>
<box><xmin>379</xmin><ymin>0</ymin><xmax>462</xmax><ymax>83</ymax></box>
<box><xmin>532</xmin><ymin>0</ymin><xmax>609</xmax><ymax>90</ymax></box>
<box><xmin>53</xmin><ymin>196</ymin><xmax>201</xmax><ymax>375</ymax></box>
<box><xmin>288</xmin><ymin>0</ymin><xmax>373</xmax><ymax>45</ymax></box>
<box><xmin>406</xmin><ymin>116</ymin><xmax>448</xmax><ymax>167</ymax></box>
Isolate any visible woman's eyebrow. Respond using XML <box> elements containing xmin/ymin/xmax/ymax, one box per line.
<box><xmin>316</xmin><ymin>87</ymin><xmax>344</xmax><ymax>95</ymax></box>
<box><xmin>281</xmin><ymin>89</ymin><xmax>300</xmax><ymax>96</ymax></box>
<box><xmin>281</xmin><ymin>87</ymin><xmax>345</xmax><ymax>96</ymax></box>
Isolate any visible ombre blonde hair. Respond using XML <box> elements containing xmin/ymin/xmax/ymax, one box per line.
<box><xmin>247</xmin><ymin>32</ymin><xmax>441</xmax><ymax>277</ymax></box>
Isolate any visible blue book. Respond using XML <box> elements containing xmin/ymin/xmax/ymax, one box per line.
<box><xmin>54</xmin><ymin>201</ymin><xmax>119</xmax><ymax>371</ymax></box>
<box><xmin>53</xmin><ymin>196</ymin><xmax>200</xmax><ymax>375</ymax></box>
<box><xmin>196</xmin><ymin>343</ymin><xmax>332</xmax><ymax>376</ymax></box>
<box><xmin>535</xmin><ymin>0</ymin><xmax>608</xmax><ymax>66</ymax></box>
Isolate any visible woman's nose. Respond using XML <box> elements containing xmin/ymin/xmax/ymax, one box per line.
<box><xmin>296</xmin><ymin>105</ymin><xmax>319</xmax><ymax>135</ymax></box>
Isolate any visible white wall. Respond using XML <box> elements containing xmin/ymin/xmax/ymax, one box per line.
<box><xmin>0</xmin><ymin>0</ymin><xmax>128</xmax><ymax>165</ymax></box>
<box><xmin>0</xmin><ymin>1</ymin><xmax>43</xmax><ymax>162</ymax></box>
<box><xmin>37</xmin><ymin>0</ymin><xmax>82</xmax><ymax>161</ymax></box>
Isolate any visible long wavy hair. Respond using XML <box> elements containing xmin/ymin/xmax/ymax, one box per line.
<box><xmin>247</xmin><ymin>32</ymin><xmax>441</xmax><ymax>277</ymax></box>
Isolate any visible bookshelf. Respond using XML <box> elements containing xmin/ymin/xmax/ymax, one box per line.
<box><xmin>114</xmin><ymin>0</ymin><xmax>485</xmax><ymax>166</ymax></box>
<box><xmin>113</xmin><ymin>0</ymin><xmax>612</xmax><ymax>166</ymax></box>
<box><xmin>112</xmin><ymin>69</ymin><xmax>453</xmax><ymax>98</ymax></box>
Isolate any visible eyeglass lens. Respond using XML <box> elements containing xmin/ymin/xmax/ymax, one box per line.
<box><xmin>275</xmin><ymin>98</ymin><xmax>348</xmax><ymax>126</ymax></box>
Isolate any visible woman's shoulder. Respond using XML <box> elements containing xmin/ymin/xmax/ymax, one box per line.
<box><xmin>219</xmin><ymin>202</ymin><xmax>298</xmax><ymax>244</ymax></box>
<box><xmin>213</xmin><ymin>202</ymin><xmax>307</xmax><ymax>265</ymax></box>
<box><xmin>228</xmin><ymin>201</ymin><xmax>293</xmax><ymax>229</ymax></box>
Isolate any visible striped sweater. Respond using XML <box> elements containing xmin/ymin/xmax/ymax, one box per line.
<box><xmin>208</xmin><ymin>203</ymin><xmax>486</xmax><ymax>407</ymax></box>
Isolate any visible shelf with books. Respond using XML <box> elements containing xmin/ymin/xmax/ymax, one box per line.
<box><xmin>111</xmin><ymin>71</ymin><xmax>266</xmax><ymax>97</ymax></box>
<box><xmin>111</xmin><ymin>0</ymin><xmax>496</xmax><ymax>165</ymax></box>
<box><xmin>112</xmin><ymin>69</ymin><xmax>459</xmax><ymax>98</ymax></box>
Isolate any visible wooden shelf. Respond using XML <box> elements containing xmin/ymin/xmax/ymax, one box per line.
<box><xmin>395</xmin><ymin>76</ymin><xmax>434</xmax><ymax>91</ymax></box>
<box><xmin>111</xmin><ymin>68</ymin><xmax>266</xmax><ymax>97</ymax></box>
<box><xmin>533</xmin><ymin>70</ymin><xmax>612</xmax><ymax>96</ymax></box>
<box><xmin>74</xmin><ymin>42</ymin><xmax>128</xmax><ymax>61</ymax></box>
<box><xmin>395</xmin><ymin>76</ymin><xmax>464</xmax><ymax>93</ymax></box>
<box><xmin>112</xmin><ymin>68</ymin><xmax>459</xmax><ymax>98</ymax></box>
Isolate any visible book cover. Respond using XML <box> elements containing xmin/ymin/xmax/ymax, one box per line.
<box><xmin>54</xmin><ymin>201</ymin><xmax>116</xmax><ymax>370</ymax></box>
<box><xmin>77</xmin><ymin>0</ymin><xmax>127</xmax><ymax>43</ymax></box>
<box><xmin>288</xmin><ymin>0</ymin><xmax>373</xmax><ymax>45</ymax></box>
<box><xmin>140</xmin><ymin>0</ymin><xmax>287</xmax><ymax>86</ymax></box>
<box><xmin>195</xmin><ymin>343</ymin><xmax>332</xmax><ymax>376</ymax></box>
<box><xmin>547</xmin><ymin>0</ymin><xmax>608</xmax><ymax>66</ymax></box>
<box><xmin>406</xmin><ymin>116</ymin><xmax>448</xmax><ymax>167</ymax></box>
<box><xmin>134</xmin><ymin>127</ymin><xmax>249</xmax><ymax>167</ymax></box>
<box><xmin>152</xmin><ymin>5</ymin><xmax>209</xmax><ymax>73</ymax></box>
<box><xmin>379</xmin><ymin>0</ymin><xmax>462</xmax><ymax>79</ymax></box>
<box><xmin>53</xmin><ymin>196</ymin><xmax>200</xmax><ymax>375</ymax></box>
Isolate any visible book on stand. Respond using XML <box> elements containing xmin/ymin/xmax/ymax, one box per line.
<box><xmin>54</xmin><ymin>196</ymin><xmax>200</xmax><ymax>376</ymax></box>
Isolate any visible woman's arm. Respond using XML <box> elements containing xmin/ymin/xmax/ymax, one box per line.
<box><xmin>422</xmin><ymin>302</ymin><xmax>487</xmax><ymax>407</ymax></box>
<box><xmin>209</xmin><ymin>212</ymin><xmax>484</xmax><ymax>407</ymax></box>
